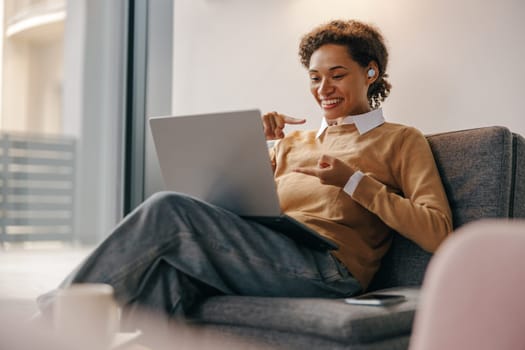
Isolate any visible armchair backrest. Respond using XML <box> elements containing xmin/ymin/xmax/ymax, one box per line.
<box><xmin>513</xmin><ymin>131</ymin><xmax>525</xmax><ymax>217</ymax></box>
<box><xmin>369</xmin><ymin>126</ymin><xmax>525</xmax><ymax>291</ymax></box>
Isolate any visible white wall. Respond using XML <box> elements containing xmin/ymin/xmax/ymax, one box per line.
<box><xmin>173</xmin><ymin>0</ymin><xmax>525</xmax><ymax>136</ymax></box>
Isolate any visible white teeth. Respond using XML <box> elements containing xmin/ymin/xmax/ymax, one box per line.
<box><xmin>321</xmin><ymin>98</ymin><xmax>342</xmax><ymax>106</ymax></box>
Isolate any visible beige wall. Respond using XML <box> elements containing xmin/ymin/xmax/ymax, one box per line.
<box><xmin>2</xmin><ymin>40</ymin><xmax>30</xmax><ymax>131</ymax></box>
<box><xmin>2</xmin><ymin>36</ymin><xmax>63</xmax><ymax>134</ymax></box>
<box><xmin>172</xmin><ymin>0</ymin><xmax>525</xmax><ymax>136</ymax></box>
<box><xmin>27</xmin><ymin>38</ymin><xmax>63</xmax><ymax>133</ymax></box>
<box><xmin>1</xmin><ymin>0</ymin><xmax>65</xmax><ymax>134</ymax></box>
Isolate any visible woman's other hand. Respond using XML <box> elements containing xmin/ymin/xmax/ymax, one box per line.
<box><xmin>262</xmin><ymin>112</ymin><xmax>306</xmax><ymax>140</ymax></box>
<box><xmin>294</xmin><ymin>155</ymin><xmax>354</xmax><ymax>188</ymax></box>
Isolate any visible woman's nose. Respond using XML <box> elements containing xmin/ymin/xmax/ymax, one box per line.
<box><xmin>318</xmin><ymin>78</ymin><xmax>333</xmax><ymax>96</ymax></box>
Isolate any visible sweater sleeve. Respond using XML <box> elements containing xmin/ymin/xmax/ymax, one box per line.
<box><xmin>351</xmin><ymin>127</ymin><xmax>453</xmax><ymax>252</ymax></box>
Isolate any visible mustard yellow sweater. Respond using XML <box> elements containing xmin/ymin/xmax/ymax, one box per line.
<box><xmin>271</xmin><ymin>122</ymin><xmax>453</xmax><ymax>289</ymax></box>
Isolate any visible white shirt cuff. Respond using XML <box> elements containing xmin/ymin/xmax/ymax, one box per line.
<box><xmin>343</xmin><ymin>170</ymin><xmax>364</xmax><ymax>196</ymax></box>
<box><xmin>266</xmin><ymin>140</ymin><xmax>277</xmax><ymax>149</ymax></box>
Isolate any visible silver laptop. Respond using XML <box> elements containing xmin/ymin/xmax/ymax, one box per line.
<box><xmin>149</xmin><ymin>109</ymin><xmax>338</xmax><ymax>250</ymax></box>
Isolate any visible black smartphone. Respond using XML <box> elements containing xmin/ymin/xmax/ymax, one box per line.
<box><xmin>344</xmin><ymin>293</ymin><xmax>406</xmax><ymax>306</ymax></box>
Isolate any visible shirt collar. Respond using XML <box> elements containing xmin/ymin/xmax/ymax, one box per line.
<box><xmin>315</xmin><ymin>108</ymin><xmax>385</xmax><ymax>138</ymax></box>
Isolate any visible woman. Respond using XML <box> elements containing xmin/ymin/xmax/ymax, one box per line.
<box><xmin>38</xmin><ymin>19</ymin><xmax>452</xmax><ymax>322</ymax></box>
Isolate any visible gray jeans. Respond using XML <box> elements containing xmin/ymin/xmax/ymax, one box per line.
<box><xmin>38</xmin><ymin>192</ymin><xmax>361</xmax><ymax>320</ymax></box>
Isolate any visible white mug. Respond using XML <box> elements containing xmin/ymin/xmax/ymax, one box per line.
<box><xmin>53</xmin><ymin>283</ymin><xmax>120</xmax><ymax>349</ymax></box>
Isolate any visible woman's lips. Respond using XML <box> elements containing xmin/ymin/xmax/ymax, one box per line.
<box><xmin>321</xmin><ymin>98</ymin><xmax>343</xmax><ymax>109</ymax></box>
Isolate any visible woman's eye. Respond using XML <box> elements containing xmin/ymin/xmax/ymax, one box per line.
<box><xmin>333</xmin><ymin>74</ymin><xmax>345</xmax><ymax>80</ymax></box>
<box><xmin>310</xmin><ymin>76</ymin><xmax>320</xmax><ymax>82</ymax></box>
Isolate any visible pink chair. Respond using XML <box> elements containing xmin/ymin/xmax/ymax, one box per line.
<box><xmin>410</xmin><ymin>219</ymin><xmax>525</xmax><ymax>350</ymax></box>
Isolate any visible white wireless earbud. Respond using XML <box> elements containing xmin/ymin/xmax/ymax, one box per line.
<box><xmin>367</xmin><ymin>68</ymin><xmax>376</xmax><ymax>78</ymax></box>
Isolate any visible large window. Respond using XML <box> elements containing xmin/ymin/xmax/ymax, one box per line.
<box><xmin>128</xmin><ymin>0</ymin><xmax>173</xmax><ymax>208</ymax></box>
<box><xmin>0</xmin><ymin>0</ymin><xmax>128</xmax><ymax>246</ymax></box>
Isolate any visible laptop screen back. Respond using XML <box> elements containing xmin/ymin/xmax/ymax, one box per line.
<box><xmin>149</xmin><ymin>109</ymin><xmax>282</xmax><ymax>217</ymax></box>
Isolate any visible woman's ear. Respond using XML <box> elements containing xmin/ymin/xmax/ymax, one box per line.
<box><xmin>366</xmin><ymin>62</ymin><xmax>379</xmax><ymax>85</ymax></box>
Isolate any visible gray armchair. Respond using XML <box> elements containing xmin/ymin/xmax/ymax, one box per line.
<box><xmin>190</xmin><ymin>126</ymin><xmax>525</xmax><ymax>350</ymax></box>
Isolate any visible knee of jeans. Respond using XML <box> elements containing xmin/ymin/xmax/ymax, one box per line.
<box><xmin>146</xmin><ymin>190</ymin><xmax>171</xmax><ymax>202</ymax></box>
<box><xmin>145</xmin><ymin>191</ymin><xmax>182</xmax><ymax>204</ymax></box>
<box><xmin>143</xmin><ymin>191</ymin><xmax>195</xmax><ymax>214</ymax></box>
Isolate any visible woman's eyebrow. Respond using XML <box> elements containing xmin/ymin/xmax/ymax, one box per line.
<box><xmin>329</xmin><ymin>65</ymin><xmax>348</xmax><ymax>71</ymax></box>
<box><xmin>308</xmin><ymin>65</ymin><xmax>348</xmax><ymax>73</ymax></box>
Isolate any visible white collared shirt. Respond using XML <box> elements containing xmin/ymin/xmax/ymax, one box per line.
<box><xmin>316</xmin><ymin>108</ymin><xmax>386</xmax><ymax>196</ymax></box>
<box><xmin>316</xmin><ymin>108</ymin><xmax>385</xmax><ymax>138</ymax></box>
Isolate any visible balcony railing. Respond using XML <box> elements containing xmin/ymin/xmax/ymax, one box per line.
<box><xmin>0</xmin><ymin>132</ymin><xmax>76</xmax><ymax>244</ymax></box>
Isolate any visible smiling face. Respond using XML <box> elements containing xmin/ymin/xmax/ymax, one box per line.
<box><xmin>308</xmin><ymin>44</ymin><xmax>376</xmax><ymax>120</ymax></box>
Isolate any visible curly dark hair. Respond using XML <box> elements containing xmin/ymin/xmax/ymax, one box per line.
<box><xmin>299</xmin><ymin>20</ymin><xmax>391</xmax><ymax>109</ymax></box>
